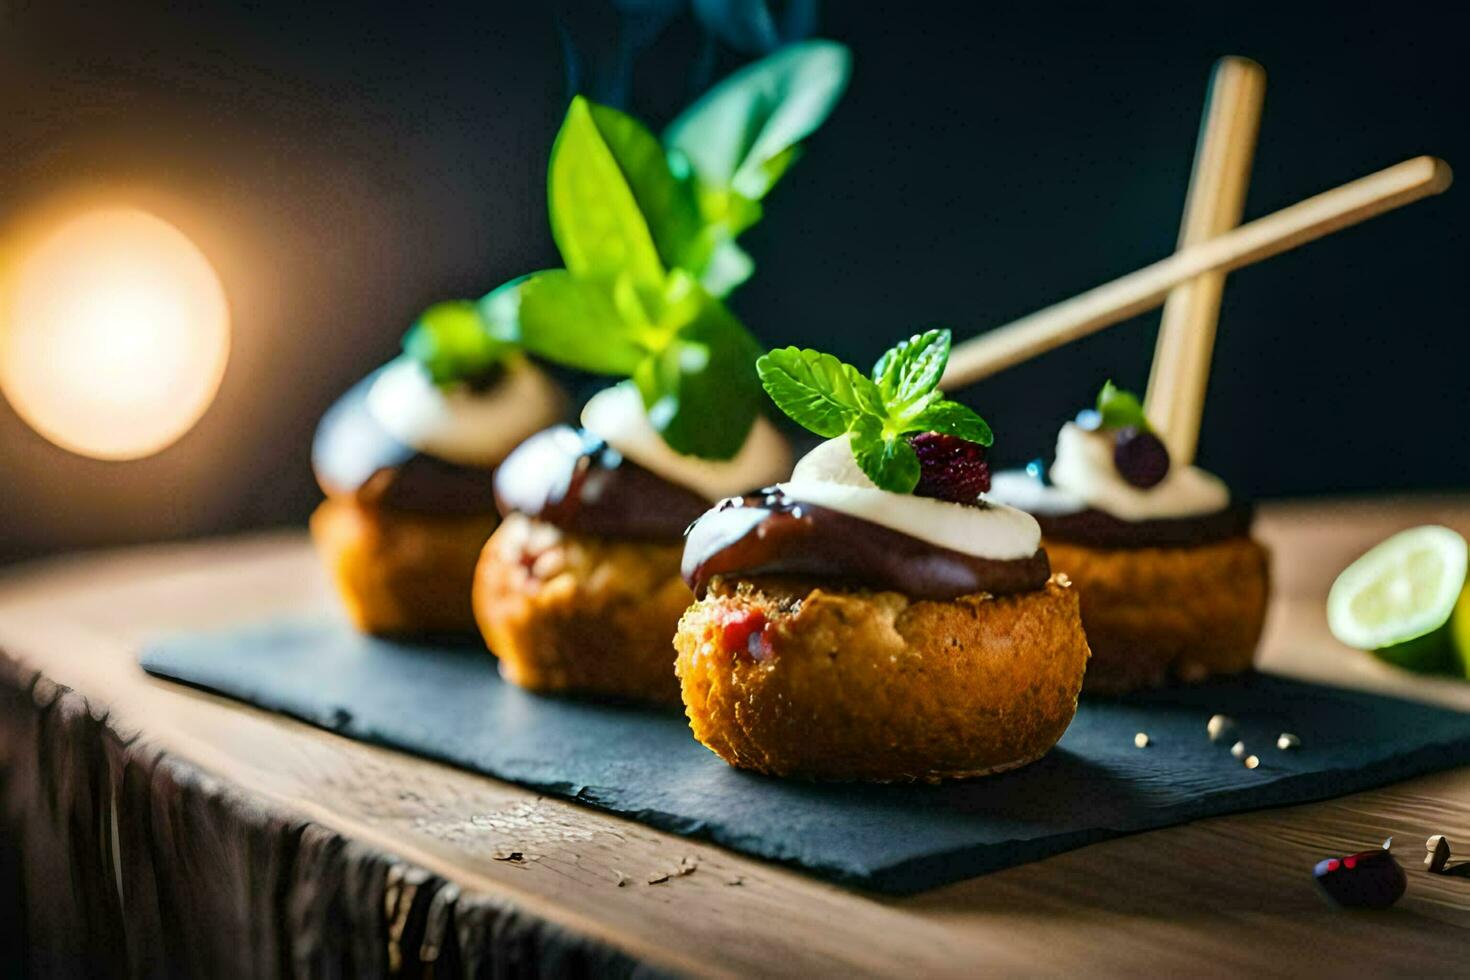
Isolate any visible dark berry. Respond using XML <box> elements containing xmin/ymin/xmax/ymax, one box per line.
<box><xmin>909</xmin><ymin>432</ymin><xmax>990</xmax><ymax>503</ymax></box>
<box><xmin>1112</xmin><ymin>427</ymin><xmax>1170</xmax><ymax>488</ymax></box>
<box><xmin>1074</xmin><ymin>408</ymin><xmax>1103</xmax><ymax>431</ymax></box>
<box><xmin>1313</xmin><ymin>843</ymin><xmax>1406</xmax><ymax>909</ymax></box>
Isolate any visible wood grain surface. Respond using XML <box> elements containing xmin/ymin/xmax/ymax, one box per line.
<box><xmin>2</xmin><ymin>498</ymin><xmax>1470</xmax><ymax>976</ymax></box>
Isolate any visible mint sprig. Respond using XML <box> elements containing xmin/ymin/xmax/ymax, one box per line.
<box><xmin>1095</xmin><ymin>380</ymin><xmax>1150</xmax><ymax>430</ymax></box>
<box><xmin>757</xmin><ymin>329</ymin><xmax>994</xmax><ymax>493</ymax></box>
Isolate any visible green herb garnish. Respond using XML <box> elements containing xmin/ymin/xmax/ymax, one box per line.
<box><xmin>757</xmin><ymin>329</ymin><xmax>994</xmax><ymax>492</ymax></box>
<box><xmin>665</xmin><ymin>39</ymin><xmax>851</xmax><ymax>295</ymax></box>
<box><xmin>517</xmin><ymin>96</ymin><xmax>766</xmax><ymax>460</ymax></box>
<box><xmin>1095</xmin><ymin>380</ymin><xmax>1150</xmax><ymax>430</ymax></box>
<box><xmin>402</xmin><ymin>298</ymin><xmax>516</xmax><ymax>386</ymax></box>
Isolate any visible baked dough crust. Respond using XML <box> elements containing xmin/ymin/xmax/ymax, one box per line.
<box><xmin>473</xmin><ymin>514</ymin><xmax>689</xmax><ymax>704</ymax></box>
<box><xmin>675</xmin><ymin>576</ymin><xmax>1089</xmax><ymax>781</ymax></box>
<box><xmin>310</xmin><ymin>497</ymin><xmax>498</xmax><ymax>635</ymax></box>
<box><xmin>1044</xmin><ymin>535</ymin><xmax>1270</xmax><ymax>694</ymax></box>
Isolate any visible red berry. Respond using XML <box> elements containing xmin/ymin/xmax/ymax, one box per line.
<box><xmin>1112</xmin><ymin>428</ymin><xmax>1170</xmax><ymax>489</ymax></box>
<box><xmin>908</xmin><ymin>432</ymin><xmax>991</xmax><ymax>503</ymax></box>
<box><xmin>717</xmin><ymin>608</ymin><xmax>771</xmax><ymax>659</ymax></box>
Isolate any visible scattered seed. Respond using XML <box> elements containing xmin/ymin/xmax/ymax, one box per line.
<box><xmin>726</xmin><ymin>876</ymin><xmax>744</xmax><ymax>887</ymax></box>
<box><xmin>1425</xmin><ymin>835</ymin><xmax>1452</xmax><ymax>874</ymax></box>
<box><xmin>1244</xmin><ymin>755</ymin><xmax>1260</xmax><ymax>770</ymax></box>
<box><xmin>677</xmin><ymin>855</ymin><xmax>700</xmax><ymax>876</ymax></box>
<box><xmin>1231</xmin><ymin>741</ymin><xmax>1247</xmax><ymax>759</ymax></box>
<box><xmin>614</xmin><ymin>870</ymin><xmax>629</xmax><ymax>887</ymax></box>
<box><xmin>492</xmin><ymin>850</ymin><xmax>524</xmax><ymax>863</ymax></box>
<box><xmin>1277</xmin><ymin>732</ymin><xmax>1301</xmax><ymax>751</ymax></box>
<box><xmin>647</xmin><ymin>871</ymin><xmax>670</xmax><ymax>885</ymax></box>
<box><xmin>1134</xmin><ymin>732</ymin><xmax>1150</xmax><ymax>748</ymax></box>
<box><xmin>1207</xmin><ymin>714</ymin><xmax>1236</xmax><ymax>743</ymax></box>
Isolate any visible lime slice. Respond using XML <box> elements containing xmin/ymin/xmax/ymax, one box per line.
<box><xmin>1327</xmin><ymin>525</ymin><xmax>1468</xmax><ymax>674</ymax></box>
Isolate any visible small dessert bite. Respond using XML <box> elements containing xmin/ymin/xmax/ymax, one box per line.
<box><xmin>676</xmin><ymin>331</ymin><xmax>1090</xmax><ymax>781</ymax></box>
<box><xmin>988</xmin><ymin>382</ymin><xmax>1269</xmax><ymax>693</ymax></box>
<box><xmin>312</xmin><ymin>298</ymin><xmax>563</xmax><ymax>635</ymax></box>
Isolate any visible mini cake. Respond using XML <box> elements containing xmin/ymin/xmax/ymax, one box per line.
<box><xmin>311</xmin><ymin>301</ymin><xmax>563</xmax><ymax>635</ymax></box>
<box><xmin>988</xmin><ymin>382</ymin><xmax>1269</xmax><ymax>693</ymax></box>
<box><xmin>675</xmin><ymin>331</ymin><xmax>1090</xmax><ymax>781</ymax></box>
<box><xmin>476</xmin><ymin>383</ymin><xmax>790</xmax><ymax>703</ymax></box>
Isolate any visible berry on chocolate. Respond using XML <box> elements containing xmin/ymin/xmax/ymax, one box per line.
<box><xmin>908</xmin><ymin>432</ymin><xmax>991</xmax><ymax>503</ymax></box>
<box><xmin>1113</xmin><ymin>427</ymin><xmax>1170</xmax><ymax>489</ymax></box>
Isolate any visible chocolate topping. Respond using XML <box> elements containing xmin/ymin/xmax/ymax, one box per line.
<box><xmin>493</xmin><ymin>426</ymin><xmax>710</xmax><ymax>542</ymax></box>
<box><xmin>682</xmin><ymin>488</ymin><xmax>1052</xmax><ymax>601</ymax></box>
<box><xmin>1035</xmin><ymin>500</ymin><xmax>1255</xmax><ymax>549</ymax></box>
<box><xmin>311</xmin><ymin>371</ymin><xmax>499</xmax><ymax>516</ymax></box>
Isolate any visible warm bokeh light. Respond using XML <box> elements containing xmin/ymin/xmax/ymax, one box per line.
<box><xmin>0</xmin><ymin>207</ymin><xmax>230</xmax><ymax>460</ymax></box>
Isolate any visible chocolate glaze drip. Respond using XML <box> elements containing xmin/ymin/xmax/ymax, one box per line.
<box><xmin>493</xmin><ymin>426</ymin><xmax>710</xmax><ymax>542</ymax></box>
<box><xmin>311</xmin><ymin>371</ymin><xmax>499</xmax><ymax>516</ymax></box>
<box><xmin>1035</xmin><ymin>501</ymin><xmax>1255</xmax><ymax>549</ymax></box>
<box><xmin>682</xmin><ymin>488</ymin><xmax>1052</xmax><ymax>601</ymax></box>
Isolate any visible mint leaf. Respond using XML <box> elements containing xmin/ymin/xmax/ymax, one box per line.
<box><xmin>904</xmin><ymin>399</ymin><xmax>994</xmax><ymax>447</ymax></box>
<box><xmin>849</xmin><ymin>415</ymin><xmax>921</xmax><ymax>494</ymax></box>
<box><xmin>1096</xmin><ymin>380</ymin><xmax>1149</xmax><ymax>430</ymax></box>
<box><xmin>402</xmin><ymin>300</ymin><xmax>514</xmax><ymax>386</ymax></box>
<box><xmin>665</xmin><ymin>40</ymin><xmax>851</xmax><ymax>202</ymax></box>
<box><xmin>757</xmin><ymin>347</ymin><xmax>880</xmax><ymax>437</ymax></box>
<box><xmin>640</xmin><ymin>296</ymin><xmax>764</xmax><ymax>460</ymax></box>
<box><xmin>584</xmin><ymin>101</ymin><xmax>708</xmax><ymax>276</ymax></box>
<box><xmin>548</xmin><ymin>96</ymin><xmax>666</xmax><ymax>287</ymax></box>
<box><xmin>871</xmin><ymin>328</ymin><xmax>950</xmax><ymax>409</ymax></box>
<box><xmin>516</xmin><ymin>270</ymin><xmax>646</xmax><ymax>375</ymax></box>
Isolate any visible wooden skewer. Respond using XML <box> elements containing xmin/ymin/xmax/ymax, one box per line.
<box><xmin>1145</xmin><ymin>57</ymin><xmax>1265</xmax><ymax>464</ymax></box>
<box><xmin>940</xmin><ymin>155</ymin><xmax>1452</xmax><ymax>391</ymax></box>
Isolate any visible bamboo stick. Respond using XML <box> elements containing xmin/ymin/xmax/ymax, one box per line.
<box><xmin>1145</xmin><ymin>57</ymin><xmax>1266</xmax><ymax>464</ymax></box>
<box><xmin>940</xmin><ymin>156</ymin><xmax>1452</xmax><ymax>390</ymax></box>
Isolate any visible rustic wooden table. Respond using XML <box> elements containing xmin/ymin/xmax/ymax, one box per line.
<box><xmin>2</xmin><ymin>498</ymin><xmax>1469</xmax><ymax>977</ymax></box>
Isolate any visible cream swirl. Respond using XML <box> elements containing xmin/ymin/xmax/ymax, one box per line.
<box><xmin>580</xmin><ymin>381</ymin><xmax>792</xmax><ymax>500</ymax></box>
<box><xmin>1044</xmin><ymin>421</ymin><xmax>1229</xmax><ymax>520</ymax></box>
<box><xmin>366</xmin><ymin>355</ymin><xmax>564</xmax><ymax>467</ymax></box>
<box><xmin>779</xmin><ymin>435</ymin><xmax>1041</xmax><ymax>560</ymax></box>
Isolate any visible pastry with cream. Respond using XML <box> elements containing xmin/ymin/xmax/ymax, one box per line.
<box><xmin>987</xmin><ymin>381</ymin><xmax>1269</xmax><ymax>693</ymax></box>
<box><xmin>675</xmin><ymin>331</ymin><xmax>1089</xmax><ymax>781</ymax></box>
<box><xmin>311</xmin><ymin>298</ymin><xmax>563</xmax><ymax>635</ymax></box>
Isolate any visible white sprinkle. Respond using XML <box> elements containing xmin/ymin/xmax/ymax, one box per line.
<box><xmin>1230</xmin><ymin>741</ymin><xmax>1247</xmax><ymax>759</ymax></box>
<box><xmin>1277</xmin><ymin>732</ymin><xmax>1301</xmax><ymax>751</ymax></box>
<box><xmin>1425</xmin><ymin>835</ymin><xmax>1451</xmax><ymax>874</ymax></box>
<box><xmin>1244</xmin><ymin>755</ymin><xmax>1260</xmax><ymax>770</ymax></box>
<box><xmin>1134</xmin><ymin>732</ymin><xmax>1150</xmax><ymax>748</ymax></box>
<box><xmin>1207</xmin><ymin>714</ymin><xmax>1236</xmax><ymax>743</ymax></box>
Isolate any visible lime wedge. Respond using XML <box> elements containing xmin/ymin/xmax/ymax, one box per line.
<box><xmin>1327</xmin><ymin>525</ymin><xmax>1468</xmax><ymax>674</ymax></box>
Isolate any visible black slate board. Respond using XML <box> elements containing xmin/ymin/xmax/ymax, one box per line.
<box><xmin>141</xmin><ymin>618</ymin><xmax>1470</xmax><ymax>894</ymax></box>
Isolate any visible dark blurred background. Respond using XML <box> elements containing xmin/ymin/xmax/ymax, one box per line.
<box><xmin>1</xmin><ymin>1</ymin><xmax>1466</xmax><ymax>564</ymax></box>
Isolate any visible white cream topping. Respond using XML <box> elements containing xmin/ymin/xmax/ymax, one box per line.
<box><xmin>580</xmin><ymin>381</ymin><xmax>792</xmax><ymax>501</ymax></box>
<box><xmin>366</xmin><ymin>355</ymin><xmax>564</xmax><ymax>467</ymax></box>
<box><xmin>1043</xmin><ymin>421</ymin><xmax>1230</xmax><ymax>520</ymax></box>
<box><xmin>780</xmin><ymin>435</ymin><xmax>1041</xmax><ymax>560</ymax></box>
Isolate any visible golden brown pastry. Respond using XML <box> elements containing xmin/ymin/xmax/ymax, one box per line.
<box><xmin>676</xmin><ymin>575</ymin><xmax>1088</xmax><ymax>781</ymax></box>
<box><xmin>475</xmin><ymin>513</ymin><xmax>692</xmax><ymax>703</ymax></box>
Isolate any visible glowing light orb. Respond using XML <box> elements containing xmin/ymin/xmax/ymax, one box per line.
<box><xmin>1</xmin><ymin>208</ymin><xmax>230</xmax><ymax>460</ymax></box>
